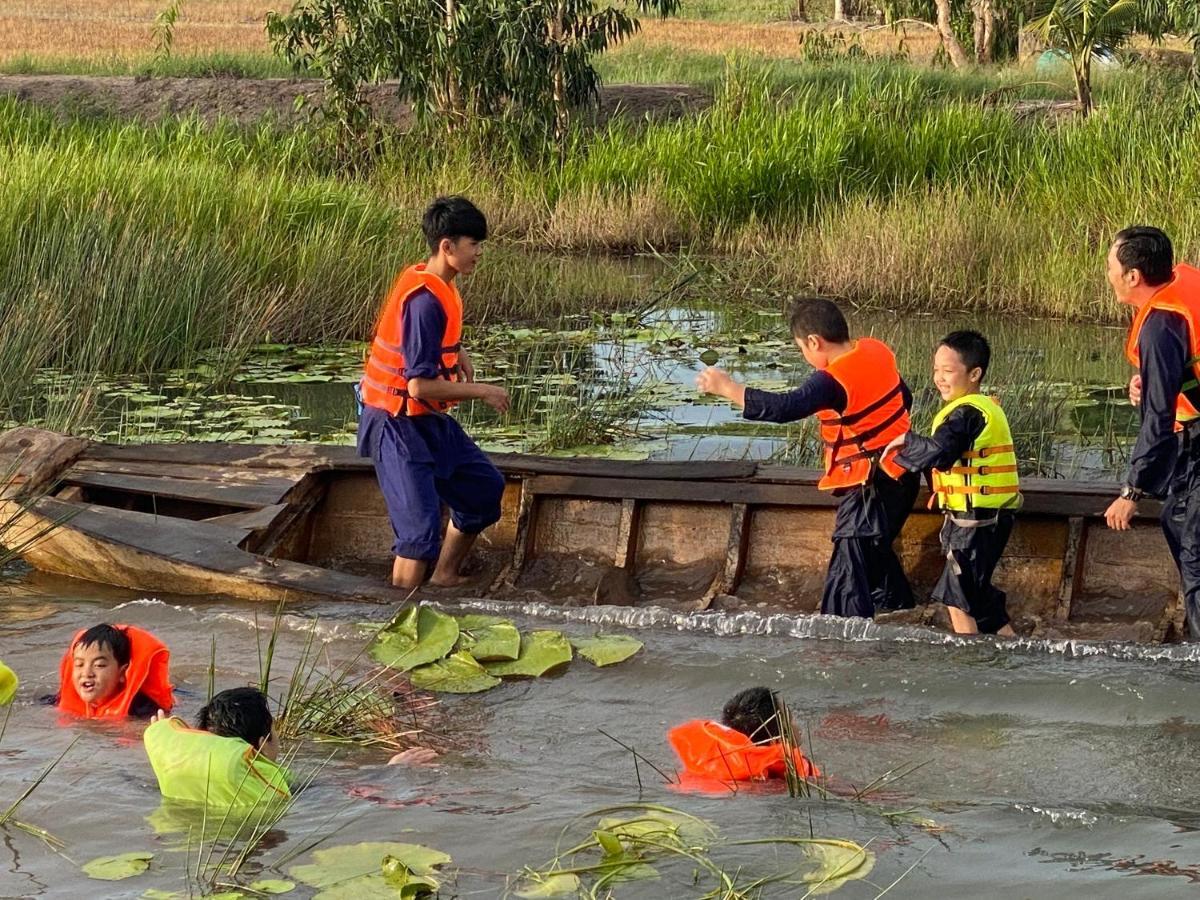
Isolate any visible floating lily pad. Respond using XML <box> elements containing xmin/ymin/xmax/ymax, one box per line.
<box><xmin>0</xmin><ymin>661</ymin><xmax>17</xmax><ymax>704</ymax></box>
<box><xmin>598</xmin><ymin>809</ymin><xmax>715</xmax><ymax>847</ymax></box>
<box><xmin>249</xmin><ymin>878</ymin><xmax>295</xmax><ymax>894</ymax></box>
<box><xmin>289</xmin><ymin>842</ymin><xmax>451</xmax><ymax>900</ymax></box>
<box><xmin>699</xmin><ymin>349</ymin><xmax>720</xmax><ymax>366</ymax></box>
<box><xmin>409</xmin><ymin>651</ymin><xmax>501</xmax><ymax>693</ymax></box>
<box><xmin>570</xmin><ymin>635</ymin><xmax>643</xmax><ymax>667</ymax></box>
<box><xmin>798</xmin><ymin>839</ymin><xmax>876</xmax><ymax>895</ymax></box>
<box><xmin>455</xmin><ymin>615</ymin><xmax>520</xmax><ymax>661</ymax></box>
<box><xmin>369</xmin><ymin>607</ymin><xmax>459</xmax><ymax>672</ymax></box>
<box><xmin>82</xmin><ymin>851</ymin><xmax>153</xmax><ymax>880</ymax></box>
<box><xmin>514</xmin><ymin>872</ymin><xmax>582</xmax><ymax>897</ymax></box>
<box><xmin>485</xmin><ymin>631</ymin><xmax>573</xmax><ymax>678</ymax></box>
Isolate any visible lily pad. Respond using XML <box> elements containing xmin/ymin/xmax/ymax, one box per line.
<box><xmin>409</xmin><ymin>651</ymin><xmax>501</xmax><ymax>694</ymax></box>
<box><xmin>570</xmin><ymin>635</ymin><xmax>643</xmax><ymax>667</ymax></box>
<box><xmin>485</xmin><ymin>631</ymin><xmax>573</xmax><ymax>678</ymax></box>
<box><xmin>0</xmin><ymin>660</ymin><xmax>17</xmax><ymax>704</ymax></box>
<box><xmin>249</xmin><ymin>879</ymin><xmax>295</xmax><ymax>894</ymax></box>
<box><xmin>455</xmin><ymin>615</ymin><xmax>520</xmax><ymax>661</ymax></box>
<box><xmin>699</xmin><ymin>349</ymin><xmax>720</xmax><ymax>366</ymax></box>
<box><xmin>514</xmin><ymin>872</ymin><xmax>582</xmax><ymax>897</ymax></box>
<box><xmin>369</xmin><ymin>607</ymin><xmax>459</xmax><ymax>672</ymax></box>
<box><xmin>83</xmin><ymin>851</ymin><xmax>153</xmax><ymax>880</ymax></box>
<box><xmin>598</xmin><ymin>809</ymin><xmax>715</xmax><ymax>847</ymax></box>
<box><xmin>290</xmin><ymin>842</ymin><xmax>451</xmax><ymax>900</ymax></box>
<box><xmin>799</xmin><ymin>839</ymin><xmax>876</xmax><ymax>895</ymax></box>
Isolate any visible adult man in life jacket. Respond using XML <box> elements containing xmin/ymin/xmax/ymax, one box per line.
<box><xmin>358</xmin><ymin>197</ymin><xmax>510</xmax><ymax>589</ymax></box>
<box><xmin>1103</xmin><ymin>227</ymin><xmax>1200</xmax><ymax>639</ymax></box>
<box><xmin>697</xmin><ymin>297</ymin><xmax>919</xmax><ymax>617</ymax></box>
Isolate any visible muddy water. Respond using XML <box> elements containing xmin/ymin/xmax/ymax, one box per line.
<box><xmin>4</xmin><ymin>571</ymin><xmax>1200</xmax><ymax>897</ymax></box>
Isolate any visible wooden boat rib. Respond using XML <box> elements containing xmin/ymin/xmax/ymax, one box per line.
<box><xmin>0</xmin><ymin>427</ymin><xmax>1183</xmax><ymax>644</ymax></box>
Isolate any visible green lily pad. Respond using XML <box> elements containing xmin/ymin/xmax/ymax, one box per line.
<box><xmin>369</xmin><ymin>607</ymin><xmax>459</xmax><ymax>672</ymax></box>
<box><xmin>0</xmin><ymin>661</ymin><xmax>17</xmax><ymax>704</ymax></box>
<box><xmin>138</xmin><ymin>890</ymin><xmax>183</xmax><ymax>900</ymax></box>
<box><xmin>455</xmin><ymin>615</ymin><xmax>520</xmax><ymax>661</ymax></box>
<box><xmin>409</xmin><ymin>651</ymin><xmax>501</xmax><ymax>694</ymax></box>
<box><xmin>290</xmin><ymin>842</ymin><xmax>451</xmax><ymax>900</ymax></box>
<box><xmin>249</xmin><ymin>879</ymin><xmax>295</xmax><ymax>894</ymax></box>
<box><xmin>514</xmin><ymin>872</ymin><xmax>582</xmax><ymax>897</ymax></box>
<box><xmin>699</xmin><ymin>349</ymin><xmax>720</xmax><ymax>366</ymax></box>
<box><xmin>485</xmin><ymin>631</ymin><xmax>573</xmax><ymax>678</ymax></box>
<box><xmin>598</xmin><ymin>809</ymin><xmax>715</xmax><ymax>847</ymax></box>
<box><xmin>570</xmin><ymin>635</ymin><xmax>643</xmax><ymax>667</ymax></box>
<box><xmin>799</xmin><ymin>839</ymin><xmax>875</xmax><ymax>895</ymax></box>
<box><xmin>83</xmin><ymin>851</ymin><xmax>154</xmax><ymax>880</ymax></box>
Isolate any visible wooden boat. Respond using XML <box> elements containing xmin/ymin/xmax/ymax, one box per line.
<box><xmin>0</xmin><ymin>427</ymin><xmax>1184</xmax><ymax>643</ymax></box>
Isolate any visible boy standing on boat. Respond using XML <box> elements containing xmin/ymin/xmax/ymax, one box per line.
<box><xmin>358</xmin><ymin>196</ymin><xmax>509</xmax><ymax>589</ymax></box>
<box><xmin>887</xmin><ymin>331</ymin><xmax>1020</xmax><ymax>636</ymax></box>
<box><xmin>1103</xmin><ymin>226</ymin><xmax>1200</xmax><ymax>639</ymax></box>
<box><xmin>697</xmin><ymin>298</ymin><xmax>919</xmax><ymax>618</ymax></box>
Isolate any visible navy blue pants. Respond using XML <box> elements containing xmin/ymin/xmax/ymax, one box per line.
<box><xmin>1161</xmin><ymin>429</ymin><xmax>1200</xmax><ymax>639</ymax></box>
<box><xmin>358</xmin><ymin>406</ymin><xmax>505</xmax><ymax>561</ymax></box>
<box><xmin>932</xmin><ymin>511</ymin><xmax>1014</xmax><ymax>634</ymax></box>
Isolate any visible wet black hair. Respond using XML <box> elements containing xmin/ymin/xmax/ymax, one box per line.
<box><xmin>198</xmin><ymin>687</ymin><xmax>274</xmax><ymax>748</ymax></box>
<box><xmin>1114</xmin><ymin>226</ymin><xmax>1174</xmax><ymax>287</ymax></box>
<box><xmin>938</xmin><ymin>330</ymin><xmax>991</xmax><ymax>379</ymax></box>
<box><xmin>75</xmin><ymin>624</ymin><xmax>131</xmax><ymax>667</ymax></box>
<box><xmin>422</xmin><ymin>195</ymin><xmax>488</xmax><ymax>253</ymax></box>
<box><xmin>787</xmin><ymin>297</ymin><xmax>850</xmax><ymax>344</ymax></box>
<box><xmin>721</xmin><ymin>686</ymin><xmax>782</xmax><ymax>742</ymax></box>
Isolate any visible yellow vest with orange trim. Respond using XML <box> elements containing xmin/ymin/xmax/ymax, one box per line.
<box><xmin>58</xmin><ymin>624</ymin><xmax>175</xmax><ymax>719</ymax></box>
<box><xmin>143</xmin><ymin>717</ymin><xmax>291</xmax><ymax>807</ymax></box>
<box><xmin>360</xmin><ymin>263</ymin><xmax>462</xmax><ymax>417</ymax></box>
<box><xmin>817</xmin><ymin>338</ymin><xmax>911</xmax><ymax>491</ymax></box>
<box><xmin>930</xmin><ymin>394</ymin><xmax>1021</xmax><ymax>512</ymax></box>
<box><xmin>1125</xmin><ymin>263</ymin><xmax>1200</xmax><ymax>429</ymax></box>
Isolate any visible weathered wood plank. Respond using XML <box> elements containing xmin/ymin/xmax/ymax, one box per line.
<box><xmin>83</xmin><ymin>441</ymin><xmax>363</xmax><ymax>471</ymax></box>
<box><xmin>490</xmin><ymin>454</ymin><xmax>758</xmax><ymax>481</ymax></box>
<box><xmin>1055</xmin><ymin>517</ymin><xmax>1086</xmax><ymax>621</ymax></box>
<box><xmin>70</xmin><ymin>458</ymin><xmax>304</xmax><ymax>487</ymax></box>
<box><xmin>613</xmin><ymin>498</ymin><xmax>641</xmax><ymax>570</ymax></box>
<box><xmin>63</xmin><ymin>470</ymin><xmax>289</xmax><ymax>509</ymax></box>
<box><xmin>703</xmin><ymin>502</ymin><xmax>750</xmax><ymax>606</ymax></box>
<box><xmin>204</xmin><ymin>505</ymin><xmax>289</xmax><ymax>533</ymax></box>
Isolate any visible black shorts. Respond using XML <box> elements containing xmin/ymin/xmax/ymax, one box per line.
<box><xmin>931</xmin><ymin>511</ymin><xmax>1014</xmax><ymax>634</ymax></box>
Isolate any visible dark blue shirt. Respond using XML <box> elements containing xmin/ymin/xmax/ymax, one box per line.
<box><xmin>1127</xmin><ymin>310</ymin><xmax>1197</xmax><ymax>497</ymax></box>
<box><xmin>895</xmin><ymin>403</ymin><xmax>986</xmax><ymax>473</ymax></box>
<box><xmin>743</xmin><ymin>370</ymin><xmax>913</xmax><ymax>422</ymax></box>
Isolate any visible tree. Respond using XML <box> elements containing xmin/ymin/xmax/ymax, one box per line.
<box><xmin>933</xmin><ymin>0</ymin><xmax>972</xmax><ymax>66</ymax></box>
<box><xmin>267</xmin><ymin>0</ymin><xmax>680</xmax><ymax>164</ymax></box>
<box><xmin>1029</xmin><ymin>0</ymin><xmax>1141</xmax><ymax>114</ymax></box>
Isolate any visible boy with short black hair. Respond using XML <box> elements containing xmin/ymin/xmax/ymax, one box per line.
<box><xmin>697</xmin><ymin>297</ymin><xmax>919</xmax><ymax>618</ymax></box>
<box><xmin>57</xmin><ymin>623</ymin><xmax>174</xmax><ymax>719</ymax></box>
<box><xmin>144</xmin><ymin>687</ymin><xmax>290</xmax><ymax>806</ymax></box>
<box><xmin>888</xmin><ymin>330</ymin><xmax>1021</xmax><ymax>636</ymax></box>
<box><xmin>358</xmin><ymin>195</ymin><xmax>511</xmax><ymax>590</ymax></box>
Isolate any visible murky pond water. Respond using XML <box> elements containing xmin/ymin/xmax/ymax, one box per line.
<box><xmin>4</xmin><ymin>572</ymin><xmax>1200</xmax><ymax>898</ymax></box>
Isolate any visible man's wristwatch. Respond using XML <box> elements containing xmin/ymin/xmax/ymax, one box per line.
<box><xmin>1119</xmin><ymin>484</ymin><xmax>1144</xmax><ymax>502</ymax></box>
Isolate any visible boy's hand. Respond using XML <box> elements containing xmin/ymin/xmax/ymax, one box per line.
<box><xmin>458</xmin><ymin>348</ymin><xmax>476</xmax><ymax>383</ymax></box>
<box><xmin>151</xmin><ymin>709</ymin><xmax>169</xmax><ymax>724</ymax></box>
<box><xmin>696</xmin><ymin>367</ymin><xmax>736</xmax><ymax>400</ymax></box>
<box><xmin>1129</xmin><ymin>373</ymin><xmax>1142</xmax><ymax>407</ymax></box>
<box><xmin>477</xmin><ymin>384</ymin><xmax>510</xmax><ymax>413</ymax></box>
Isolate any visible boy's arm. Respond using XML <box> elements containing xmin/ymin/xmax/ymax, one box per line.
<box><xmin>400</xmin><ymin>293</ymin><xmax>508</xmax><ymax>411</ymax></box>
<box><xmin>894</xmin><ymin>405</ymin><xmax>985</xmax><ymax>473</ymax></box>
<box><xmin>697</xmin><ymin>368</ymin><xmax>846</xmax><ymax>423</ymax></box>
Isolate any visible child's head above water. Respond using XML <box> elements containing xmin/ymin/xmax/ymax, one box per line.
<box><xmin>71</xmin><ymin>624</ymin><xmax>133</xmax><ymax>708</ymax></box>
<box><xmin>934</xmin><ymin>329</ymin><xmax>990</xmax><ymax>402</ymax></box>
<box><xmin>787</xmin><ymin>297</ymin><xmax>851</xmax><ymax>370</ymax></box>
<box><xmin>198</xmin><ymin>687</ymin><xmax>278</xmax><ymax>760</ymax></box>
<box><xmin>721</xmin><ymin>687</ymin><xmax>783</xmax><ymax>744</ymax></box>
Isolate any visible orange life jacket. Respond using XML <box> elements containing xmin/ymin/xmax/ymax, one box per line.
<box><xmin>359</xmin><ymin>263</ymin><xmax>463</xmax><ymax>417</ymax></box>
<box><xmin>1125</xmin><ymin>263</ymin><xmax>1200</xmax><ymax>429</ymax></box>
<box><xmin>58</xmin><ymin>624</ymin><xmax>174</xmax><ymax>719</ymax></box>
<box><xmin>668</xmin><ymin>719</ymin><xmax>819</xmax><ymax>785</ymax></box>
<box><xmin>816</xmin><ymin>338</ymin><xmax>911</xmax><ymax>490</ymax></box>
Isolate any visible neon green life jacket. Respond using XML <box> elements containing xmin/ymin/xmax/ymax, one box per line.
<box><xmin>930</xmin><ymin>393</ymin><xmax>1021</xmax><ymax>512</ymax></box>
<box><xmin>0</xmin><ymin>660</ymin><xmax>16</xmax><ymax>705</ymax></box>
<box><xmin>143</xmin><ymin>717</ymin><xmax>291</xmax><ymax>807</ymax></box>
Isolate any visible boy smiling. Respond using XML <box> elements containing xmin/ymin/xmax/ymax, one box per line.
<box><xmin>889</xmin><ymin>331</ymin><xmax>1021</xmax><ymax>636</ymax></box>
<box><xmin>57</xmin><ymin>623</ymin><xmax>174</xmax><ymax>719</ymax></box>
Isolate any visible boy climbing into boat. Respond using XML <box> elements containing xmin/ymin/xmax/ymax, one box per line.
<box><xmin>144</xmin><ymin>686</ymin><xmax>290</xmax><ymax>806</ymax></box>
<box><xmin>669</xmin><ymin>686</ymin><xmax>819</xmax><ymax>789</ymax></box>
<box><xmin>55</xmin><ymin>623</ymin><xmax>174</xmax><ymax>719</ymax></box>
<box><xmin>697</xmin><ymin>298</ymin><xmax>919</xmax><ymax>618</ymax></box>
<box><xmin>887</xmin><ymin>330</ymin><xmax>1021</xmax><ymax>636</ymax></box>
<box><xmin>358</xmin><ymin>196</ymin><xmax>510</xmax><ymax>589</ymax></box>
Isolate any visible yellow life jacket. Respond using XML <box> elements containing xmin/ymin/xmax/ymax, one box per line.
<box><xmin>930</xmin><ymin>394</ymin><xmax>1021</xmax><ymax>512</ymax></box>
<box><xmin>143</xmin><ymin>717</ymin><xmax>291</xmax><ymax>808</ymax></box>
<box><xmin>0</xmin><ymin>660</ymin><xmax>16</xmax><ymax>705</ymax></box>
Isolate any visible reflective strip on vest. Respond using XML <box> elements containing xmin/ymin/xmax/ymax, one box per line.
<box><xmin>144</xmin><ymin>718</ymin><xmax>291</xmax><ymax>808</ymax></box>
<box><xmin>817</xmin><ymin>338</ymin><xmax>911</xmax><ymax>491</ymax></box>
<box><xmin>930</xmin><ymin>394</ymin><xmax>1021</xmax><ymax>512</ymax></box>
<box><xmin>1125</xmin><ymin>264</ymin><xmax>1200</xmax><ymax>428</ymax></box>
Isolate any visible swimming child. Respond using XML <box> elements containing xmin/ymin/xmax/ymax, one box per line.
<box><xmin>668</xmin><ymin>687</ymin><xmax>819</xmax><ymax>789</ymax></box>
<box><xmin>144</xmin><ymin>686</ymin><xmax>290</xmax><ymax>807</ymax></box>
<box><xmin>56</xmin><ymin>623</ymin><xmax>174</xmax><ymax>719</ymax></box>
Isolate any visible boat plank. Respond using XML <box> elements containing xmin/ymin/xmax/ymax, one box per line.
<box><xmin>203</xmin><ymin>505</ymin><xmax>289</xmax><ymax>534</ymax></box>
<box><xmin>82</xmin><ymin>442</ymin><xmax>362</xmax><ymax>470</ymax></box>
<box><xmin>69</xmin><ymin>458</ymin><xmax>304</xmax><ymax>487</ymax></box>
<box><xmin>63</xmin><ymin>471</ymin><xmax>291</xmax><ymax>509</ymax></box>
<box><xmin>490</xmin><ymin>454</ymin><xmax>758</xmax><ymax>481</ymax></box>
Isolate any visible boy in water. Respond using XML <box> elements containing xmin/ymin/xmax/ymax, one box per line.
<box><xmin>668</xmin><ymin>687</ymin><xmax>819</xmax><ymax>788</ymax></box>
<box><xmin>888</xmin><ymin>330</ymin><xmax>1021</xmax><ymax>635</ymax></box>
<box><xmin>144</xmin><ymin>686</ymin><xmax>290</xmax><ymax>806</ymax></box>
<box><xmin>358</xmin><ymin>196</ymin><xmax>510</xmax><ymax>589</ymax></box>
<box><xmin>56</xmin><ymin>623</ymin><xmax>174</xmax><ymax>719</ymax></box>
<box><xmin>697</xmin><ymin>298</ymin><xmax>919</xmax><ymax>617</ymax></box>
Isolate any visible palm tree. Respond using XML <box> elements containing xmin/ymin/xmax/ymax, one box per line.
<box><xmin>1029</xmin><ymin>0</ymin><xmax>1141</xmax><ymax>115</ymax></box>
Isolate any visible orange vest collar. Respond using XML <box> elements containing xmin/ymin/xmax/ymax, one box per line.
<box><xmin>58</xmin><ymin>624</ymin><xmax>175</xmax><ymax>719</ymax></box>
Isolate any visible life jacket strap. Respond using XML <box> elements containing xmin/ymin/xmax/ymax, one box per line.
<box><xmin>944</xmin><ymin>463</ymin><xmax>1018</xmax><ymax>477</ymax></box>
<box><xmin>826</xmin><ymin>382</ymin><xmax>902</xmax><ymax>427</ymax></box>
<box><xmin>961</xmin><ymin>443</ymin><xmax>1014</xmax><ymax>460</ymax></box>
<box><xmin>938</xmin><ymin>484</ymin><xmax>1021</xmax><ymax>496</ymax></box>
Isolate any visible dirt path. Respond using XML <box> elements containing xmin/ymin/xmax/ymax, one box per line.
<box><xmin>0</xmin><ymin>74</ymin><xmax>710</xmax><ymax>127</ymax></box>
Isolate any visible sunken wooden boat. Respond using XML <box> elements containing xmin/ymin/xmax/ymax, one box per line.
<box><xmin>0</xmin><ymin>427</ymin><xmax>1185</xmax><ymax>643</ymax></box>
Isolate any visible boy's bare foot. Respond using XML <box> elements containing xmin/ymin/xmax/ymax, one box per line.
<box><xmin>388</xmin><ymin>747</ymin><xmax>439</xmax><ymax>766</ymax></box>
<box><xmin>429</xmin><ymin>570</ymin><xmax>471</xmax><ymax>588</ymax></box>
